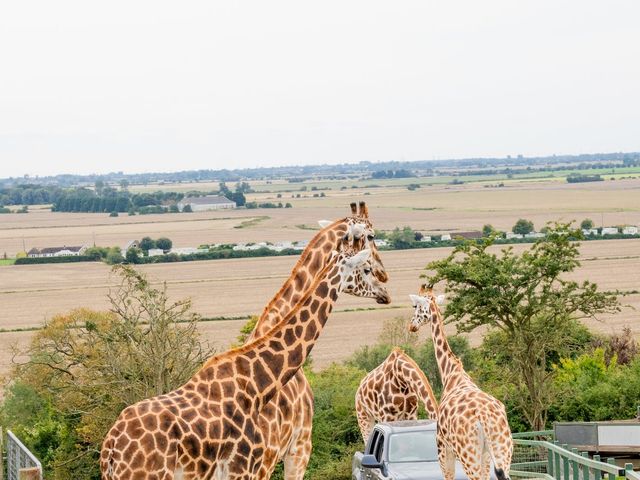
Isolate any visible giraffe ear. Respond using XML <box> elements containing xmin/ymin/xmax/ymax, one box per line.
<box><xmin>317</xmin><ymin>220</ymin><xmax>332</xmax><ymax>229</ymax></box>
<box><xmin>436</xmin><ymin>294</ymin><xmax>446</xmax><ymax>305</ymax></box>
<box><xmin>346</xmin><ymin>248</ymin><xmax>371</xmax><ymax>268</ymax></box>
<box><xmin>409</xmin><ymin>294</ymin><xmax>426</xmax><ymax>307</ymax></box>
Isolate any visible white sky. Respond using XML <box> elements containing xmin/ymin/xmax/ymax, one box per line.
<box><xmin>1</xmin><ymin>1</ymin><xmax>639</xmax><ymax>177</ymax></box>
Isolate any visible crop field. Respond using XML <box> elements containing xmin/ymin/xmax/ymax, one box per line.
<box><xmin>0</xmin><ymin>176</ymin><xmax>638</xmax><ymax>378</ymax></box>
<box><xmin>0</xmin><ymin>239</ymin><xmax>638</xmax><ymax>377</ymax></box>
<box><xmin>1</xmin><ymin>177</ymin><xmax>639</xmax><ymax>257</ymax></box>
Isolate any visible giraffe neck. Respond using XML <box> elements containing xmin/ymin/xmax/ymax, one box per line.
<box><xmin>394</xmin><ymin>351</ymin><xmax>438</xmax><ymax>419</ymax></box>
<box><xmin>199</xmin><ymin>256</ymin><xmax>343</xmax><ymax>410</ymax></box>
<box><xmin>428</xmin><ymin>303</ymin><xmax>469</xmax><ymax>393</ymax></box>
<box><xmin>248</xmin><ymin>220</ymin><xmax>348</xmax><ymax>340</ymax></box>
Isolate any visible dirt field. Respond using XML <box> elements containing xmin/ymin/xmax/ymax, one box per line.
<box><xmin>1</xmin><ymin>239</ymin><xmax>638</xmax><ymax>376</ymax></box>
<box><xmin>1</xmin><ymin>177</ymin><xmax>639</xmax><ymax>257</ymax></box>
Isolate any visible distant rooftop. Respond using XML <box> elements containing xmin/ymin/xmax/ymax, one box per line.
<box><xmin>181</xmin><ymin>195</ymin><xmax>234</xmax><ymax>205</ymax></box>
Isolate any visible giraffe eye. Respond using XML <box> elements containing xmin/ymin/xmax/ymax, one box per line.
<box><xmin>367</xmin><ymin>234</ymin><xmax>374</xmax><ymax>241</ymax></box>
<box><xmin>363</xmin><ymin>268</ymin><xmax>371</xmax><ymax>275</ymax></box>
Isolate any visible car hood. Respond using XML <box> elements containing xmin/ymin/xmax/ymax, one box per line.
<box><xmin>386</xmin><ymin>461</ymin><xmax>468</xmax><ymax>480</ymax></box>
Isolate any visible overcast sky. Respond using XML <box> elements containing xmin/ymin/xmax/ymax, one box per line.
<box><xmin>1</xmin><ymin>1</ymin><xmax>639</xmax><ymax>177</ymax></box>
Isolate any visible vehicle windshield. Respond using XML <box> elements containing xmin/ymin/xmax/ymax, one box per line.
<box><xmin>388</xmin><ymin>431</ymin><xmax>439</xmax><ymax>463</ymax></box>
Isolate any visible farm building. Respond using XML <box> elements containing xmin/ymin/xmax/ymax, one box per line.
<box><xmin>177</xmin><ymin>195</ymin><xmax>236</xmax><ymax>212</ymax></box>
<box><xmin>27</xmin><ymin>245</ymin><xmax>87</xmax><ymax>258</ymax></box>
<box><xmin>122</xmin><ymin>240</ymin><xmax>140</xmax><ymax>253</ymax></box>
<box><xmin>622</xmin><ymin>226</ymin><xmax>638</xmax><ymax>235</ymax></box>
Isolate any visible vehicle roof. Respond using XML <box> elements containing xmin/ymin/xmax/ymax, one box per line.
<box><xmin>376</xmin><ymin>419</ymin><xmax>437</xmax><ymax>434</ymax></box>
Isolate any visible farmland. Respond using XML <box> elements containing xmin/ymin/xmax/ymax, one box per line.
<box><xmin>0</xmin><ymin>175</ymin><xmax>638</xmax><ymax>377</ymax></box>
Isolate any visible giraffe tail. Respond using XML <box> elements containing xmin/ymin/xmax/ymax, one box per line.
<box><xmin>477</xmin><ymin>420</ymin><xmax>509</xmax><ymax>480</ymax></box>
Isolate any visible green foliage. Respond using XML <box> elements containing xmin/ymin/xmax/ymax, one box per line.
<box><xmin>139</xmin><ymin>236</ymin><xmax>155</xmax><ymax>251</ymax></box>
<box><xmin>424</xmin><ymin>223</ymin><xmax>620</xmax><ymax>429</ymax></box>
<box><xmin>15</xmin><ymin>255</ymin><xmax>95</xmax><ymax>265</ymax></box>
<box><xmin>155</xmin><ymin>237</ymin><xmax>173</xmax><ymax>251</ymax></box>
<box><xmin>109</xmin><ymin>211</ymin><xmax>118</xmax><ymax>217</ymax></box>
<box><xmin>232</xmin><ymin>315</ymin><xmax>259</xmax><ymax>347</ymax></box>
<box><xmin>182</xmin><ymin>204</ymin><xmax>193</xmax><ymax>212</ymax></box>
<box><xmin>580</xmin><ymin>218</ymin><xmax>594</xmax><ymax>230</ymax></box>
<box><xmin>125</xmin><ymin>247</ymin><xmax>142</xmax><ymax>264</ymax></box>
<box><xmin>512</xmin><ymin>218</ymin><xmax>534</xmax><ymax>235</ymax></box>
<box><xmin>306</xmin><ymin>364</ymin><xmax>367</xmax><ymax>478</ymax></box>
<box><xmin>550</xmin><ymin>350</ymin><xmax>640</xmax><ymax>422</ymax></box>
<box><xmin>1</xmin><ymin>266</ymin><xmax>214</xmax><ymax>479</ymax></box>
<box><xmin>482</xmin><ymin>224</ymin><xmax>495</xmax><ymax>236</ymax></box>
<box><xmin>105</xmin><ymin>246</ymin><xmax>124</xmax><ymax>265</ymax></box>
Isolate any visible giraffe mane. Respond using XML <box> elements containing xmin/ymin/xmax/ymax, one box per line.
<box><xmin>202</xmin><ymin>250</ymin><xmax>342</xmax><ymax>369</ymax></box>
<box><xmin>256</xmin><ymin>217</ymin><xmax>349</xmax><ymax>319</ymax></box>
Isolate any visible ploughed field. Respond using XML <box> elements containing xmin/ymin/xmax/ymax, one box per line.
<box><xmin>2</xmin><ymin>178</ymin><xmax>640</xmax><ymax>257</ymax></box>
<box><xmin>1</xmin><ymin>240</ymin><xmax>638</xmax><ymax>376</ymax></box>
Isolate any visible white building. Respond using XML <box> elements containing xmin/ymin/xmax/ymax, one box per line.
<box><xmin>506</xmin><ymin>232</ymin><xmax>523</xmax><ymax>240</ymax></box>
<box><xmin>440</xmin><ymin>234</ymin><xmax>452</xmax><ymax>241</ymax></box>
<box><xmin>601</xmin><ymin>227</ymin><xmax>619</xmax><ymax>235</ymax></box>
<box><xmin>170</xmin><ymin>247</ymin><xmax>208</xmax><ymax>255</ymax></box>
<box><xmin>525</xmin><ymin>232</ymin><xmax>545</xmax><ymax>239</ymax></box>
<box><xmin>147</xmin><ymin>248</ymin><xmax>165</xmax><ymax>257</ymax></box>
<box><xmin>582</xmin><ymin>229</ymin><xmax>599</xmax><ymax>236</ymax></box>
<box><xmin>27</xmin><ymin>245</ymin><xmax>87</xmax><ymax>258</ymax></box>
<box><xmin>622</xmin><ymin>226</ymin><xmax>638</xmax><ymax>235</ymax></box>
<box><xmin>177</xmin><ymin>195</ymin><xmax>236</xmax><ymax>212</ymax></box>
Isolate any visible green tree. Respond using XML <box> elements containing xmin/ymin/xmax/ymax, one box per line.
<box><xmin>423</xmin><ymin>224</ymin><xmax>620</xmax><ymax>430</ymax></box>
<box><xmin>482</xmin><ymin>224</ymin><xmax>495</xmax><ymax>237</ymax></box>
<box><xmin>581</xmin><ymin>218</ymin><xmax>594</xmax><ymax>230</ymax></box>
<box><xmin>125</xmin><ymin>247</ymin><xmax>142</xmax><ymax>264</ymax></box>
<box><xmin>512</xmin><ymin>218</ymin><xmax>534</xmax><ymax>235</ymax></box>
<box><xmin>139</xmin><ymin>236</ymin><xmax>155</xmax><ymax>252</ymax></box>
<box><xmin>182</xmin><ymin>204</ymin><xmax>193</xmax><ymax>213</ymax></box>
<box><xmin>2</xmin><ymin>266</ymin><xmax>214</xmax><ymax>479</ymax></box>
<box><xmin>155</xmin><ymin>237</ymin><xmax>173</xmax><ymax>251</ymax></box>
<box><xmin>105</xmin><ymin>246</ymin><xmax>124</xmax><ymax>265</ymax></box>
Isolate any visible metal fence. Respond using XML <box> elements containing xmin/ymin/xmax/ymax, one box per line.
<box><xmin>5</xmin><ymin>430</ymin><xmax>42</xmax><ymax>480</ymax></box>
<box><xmin>510</xmin><ymin>433</ymin><xmax>632</xmax><ymax>480</ymax></box>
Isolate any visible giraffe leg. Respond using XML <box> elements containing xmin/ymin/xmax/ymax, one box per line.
<box><xmin>283</xmin><ymin>424</ymin><xmax>312</xmax><ymax>480</ymax></box>
<box><xmin>438</xmin><ymin>440</ymin><xmax>456</xmax><ymax>480</ymax></box>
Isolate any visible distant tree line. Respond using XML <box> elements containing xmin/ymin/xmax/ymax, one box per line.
<box><xmin>370</xmin><ymin>169</ymin><xmax>415</xmax><ymax>179</ymax></box>
<box><xmin>4</xmin><ymin>152</ymin><xmax>638</xmax><ymax>188</ymax></box>
<box><xmin>566</xmin><ymin>174</ymin><xmax>604</xmax><ymax>183</ymax></box>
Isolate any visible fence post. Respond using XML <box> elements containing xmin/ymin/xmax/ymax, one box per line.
<box><xmin>571</xmin><ymin>448</ymin><xmax>580</xmax><ymax>480</ymax></box>
<box><xmin>562</xmin><ymin>444</ymin><xmax>570</xmax><ymax>480</ymax></box>
<box><xmin>606</xmin><ymin>458</ymin><xmax>617</xmax><ymax>480</ymax></box>
<box><xmin>594</xmin><ymin>455</ymin><xmax>601</xmax><ymax>480</ymax></box>
<box><xmin>548</xmin><ymin>447</ymin><xmax>554</xmax><ymax>477</ymax></box>
<box><xmin>581</xmin><ymin>452</ymin><xmax>590</xmax><ymax>480</ymax></box>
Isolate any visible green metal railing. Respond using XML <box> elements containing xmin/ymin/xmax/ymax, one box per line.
<box><xmin>510</xmin><ymin>433</ymin><xmax>639</xmax><ymax>480</ymax></box>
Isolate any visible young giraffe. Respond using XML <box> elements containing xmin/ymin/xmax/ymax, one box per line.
<box><xmin>247</xmin><ymin>201</ymin><xmax>389</xmax><ymax>479</ymax></box>
<box><xmin>409</xmin><ymin>286</ymin><xmax>512</xmax><ymax>480</ymax></box>
<box><xmin>100</xmin><ymin>240</ymin><xmax>390</xmax><ymax>479</ymax></box>
<box><xmin>355</xmin><ymin>347</ymin><xmax>438</xmax><ymax>442</ymax></box>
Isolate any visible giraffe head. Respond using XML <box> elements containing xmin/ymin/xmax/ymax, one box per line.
<box><xmin>318</xmin><ymin>201</ymin><xmax>389</xmax><ymax>284</ymax></box>
<box><xmin>408</xmin><ymin>285</ymin><xmax>445</xmax><ymax>332</ymax></box>
<box><xmin>333</xmin><ymin>235</ymin><xmax>391</xmax><ymax>304</ymax></box>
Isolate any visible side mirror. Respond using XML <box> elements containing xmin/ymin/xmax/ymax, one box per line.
<box><xmin>361</xmin><ymin>454</ymin><xmax>383</xmax><ymax>470</ymax></box>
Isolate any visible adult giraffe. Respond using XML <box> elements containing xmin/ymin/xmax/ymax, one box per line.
<box><xmin>101</xmin><ymin>239</ymin><xmax>390</xmax><ymax>479</ymax></box>
<box><xmin>247</xmin><ymin>201</ymin><xmax>389</xmax><ymax>479</ymax></box>
<box><xmin>355</xmin><ymin>347</ymin><xmax>438</xmax><ymax>442</ymax></box>
<box><xmin>409</xmin><ymin>286</ymin><xmax>512</xmax><ymax>480</ymax></box>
